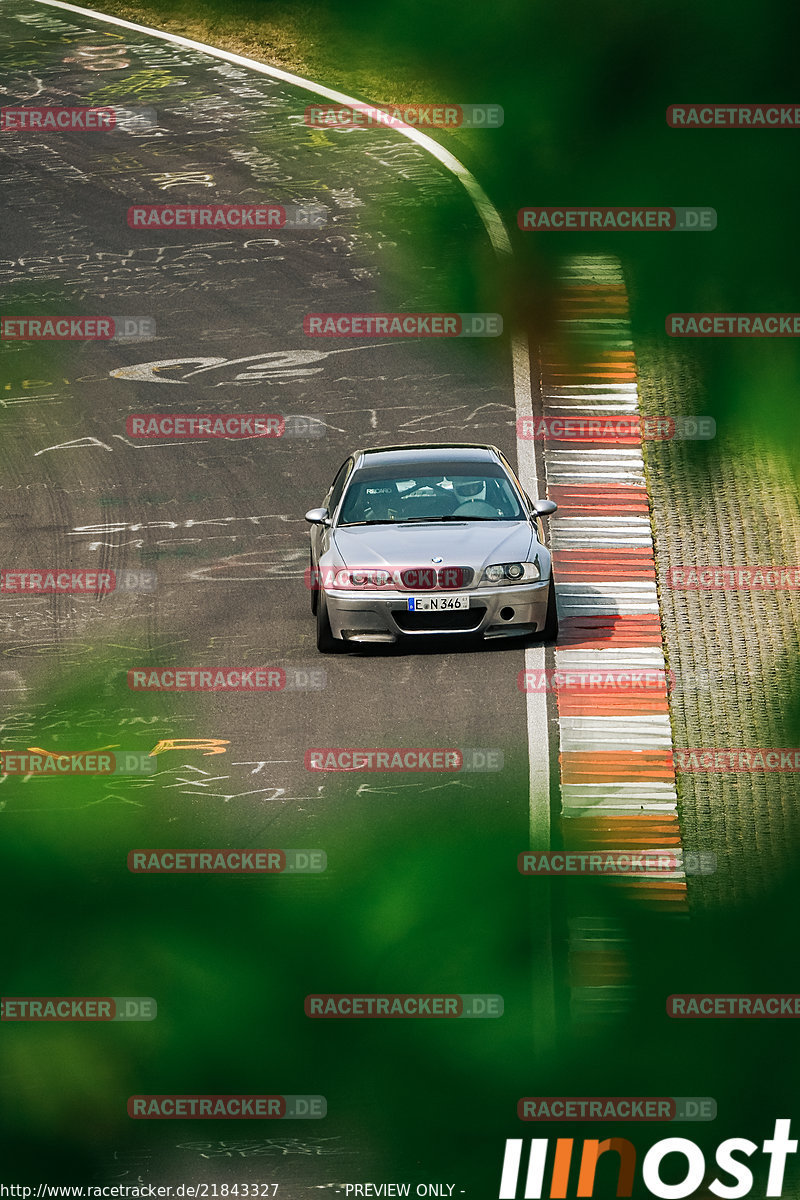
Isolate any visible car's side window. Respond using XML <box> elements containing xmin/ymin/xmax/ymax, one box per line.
<box><xmin>325</xmin><ymin>459</ymin><xmax>353</xmax><ymax>515</ymax></box>
<box><xmin>496</xmin><ymin>452</ymin><xmax>531</xmax><ymax>513</ymax></box>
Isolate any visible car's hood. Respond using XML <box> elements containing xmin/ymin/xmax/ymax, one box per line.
<box><xmin>332</xmin><ymin>521</ymin><xmax>536</xmax><ymax>570</ymax></box>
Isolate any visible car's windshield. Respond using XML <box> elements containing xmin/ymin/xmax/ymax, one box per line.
<box><xmin>337</xmin><ymin>463</ymin><xmax>526</xmax><ymax>525</ymax></box>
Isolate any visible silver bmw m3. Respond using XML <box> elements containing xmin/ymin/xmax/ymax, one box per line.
<box><xmin>305</xmin><ymin>443</ymin><xmax>558</xmax><ymax>652</ymax></box>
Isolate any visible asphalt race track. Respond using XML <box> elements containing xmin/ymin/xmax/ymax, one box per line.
<box><xmin>0</xmin><ymin>3</ymin><xmax>558</xmax><ymax>1190</ymax></box>
<box><xmin>0</xmin><ymin>0</ymin><xmax>555</xmax><ymax>823</ymax></box>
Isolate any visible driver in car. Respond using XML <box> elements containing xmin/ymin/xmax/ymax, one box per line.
<box><xmin>450</xmin><ymin>477</ymin><xmax>486</xmax><ymax>509</ymax></box>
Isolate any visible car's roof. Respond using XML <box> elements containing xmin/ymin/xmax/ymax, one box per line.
<box><xmin>353</xmin><ymin>443</ymin><xmax>502</xmax><ymax>468</ymax></box>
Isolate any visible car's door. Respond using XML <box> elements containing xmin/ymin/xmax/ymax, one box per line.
<box><xmin>495</xmin><ymin>449</ymin><xmax>539</xmax><ymax>524</ymax></box>
<box><xmin>312</xmin><ymin>457</ymin><xmax>354</xmax><ymax>564</ymax></box>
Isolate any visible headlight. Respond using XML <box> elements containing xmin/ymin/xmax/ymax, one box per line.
<box><xmin>332</xmin><ymin>568</ymin><xmax>392</xmax><ymax>589</ymax></box>
<box><xmin>479</xmin><ymin>560</ymin><xmax>540</xmax><ymax>586</ymax></box>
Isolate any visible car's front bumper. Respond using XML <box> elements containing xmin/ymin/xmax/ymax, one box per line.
<box><xmin>323</xmin><ymin>580</ymin><xmax>553</xmax><ymax>643</ymax></box>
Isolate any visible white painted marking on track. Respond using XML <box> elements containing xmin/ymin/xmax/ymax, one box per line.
<box><xmin>555</xmin><ymin>650</ymin><xmax>667</xmax><ymax>670</ymax></box>
<box><xmin>34</xmin><ymin>436</ymin><xmax>113</xmax><ymax>455</ymax></box>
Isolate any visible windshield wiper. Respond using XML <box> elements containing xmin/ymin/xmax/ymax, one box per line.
<box><xmin>393</xmin><ymin>515</ymin><xmax>499</xmax><ymax>524</ymax></box>
<box><xmin>340</xmin><ymin>515</ymin><xmax>515</xmax><ymax>526</ymax></box>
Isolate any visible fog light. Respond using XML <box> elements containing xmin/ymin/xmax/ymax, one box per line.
<box><xmin>500</xmin><ymin>607</ymin><xmax>514</xmax><ymax>620</ymax></box>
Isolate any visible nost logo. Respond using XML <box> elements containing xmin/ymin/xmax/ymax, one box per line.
<box><xmin>499</xmin><ymin>1118</ymin><xmax>797</xmax><ymax>1198</ymax></box>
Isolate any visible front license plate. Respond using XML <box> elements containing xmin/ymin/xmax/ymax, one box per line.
<box><xmin>407</xmin><ymin>595</ymin><xmax>470</xmax><ymax>611</ymax></box>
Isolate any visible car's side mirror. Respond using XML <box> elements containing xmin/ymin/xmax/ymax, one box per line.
<box><xmin>305</xmin><ymin>507</ymin><xmax>330</xmax><ymax>525</ymax></box>
<box><xmin>533</xmin><ymin>499</ymin><xmax>558</xmax><ymax>516</ymax></box>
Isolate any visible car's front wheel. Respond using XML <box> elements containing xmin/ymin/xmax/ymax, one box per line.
<box><xmin>316</xmin><ymin>590</ymin><xmax>341</xmax><ymax>653</ymax></box>
<box><xmin>531</xmin><ymin>577</ymin><xmax>558</xmax><ymax>642</ymax></box>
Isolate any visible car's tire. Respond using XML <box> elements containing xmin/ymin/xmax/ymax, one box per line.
<box><xmin>310</xmin><ymin>551</ymin><xmax>318</xmax><ymax>614</ymax></box>
<box><xmin>533</xmin><ymin>577</ymin><xmax>558</xmax><ymax>643</ymax></box>
<box><xmin>316</xmin><ymin>590</ymin><xmax>341</xmax><ymax>653</ymax></box>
